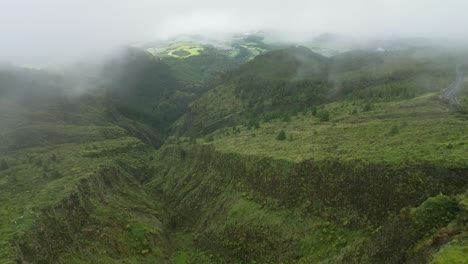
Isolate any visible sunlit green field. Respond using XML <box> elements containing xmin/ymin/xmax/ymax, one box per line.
<box><xmin>238</xmin><ymin>43</ymin><xmax>268</xmax><ymax>60</ymax></box>
<box><xmin>147</xmin><ymin>42</ymin><xmax>204</xmax><ymax>58</ymax></box>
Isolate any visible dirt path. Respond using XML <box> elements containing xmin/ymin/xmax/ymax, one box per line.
<box><xmin>442</xmin><ymin>65</ymin><xmax>464</xmax><ymax>105</ymax></box>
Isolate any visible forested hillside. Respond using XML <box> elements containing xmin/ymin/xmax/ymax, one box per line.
<box><xmin>175</xmin><ymin>46</ymin><xmax>456</xmax><ymax>137</ymax></box>
<box><xmin>0</xmin><ymin>41</ymin><xmax>467</xmax><ymax>263</ymax></box>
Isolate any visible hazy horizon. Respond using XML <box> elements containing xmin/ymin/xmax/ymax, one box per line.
<box><xmin>2</xmin><ymin>0</ymin><xmax>468</xmax><ymax>64</ymax></box>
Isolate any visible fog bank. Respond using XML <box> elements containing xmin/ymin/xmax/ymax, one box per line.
<box><xmin>1</xmin><ymin>0</ymin><xmax>468</xmax><ymax>64</ymax></box>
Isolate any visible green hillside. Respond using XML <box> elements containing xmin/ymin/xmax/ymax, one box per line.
<box><xmin>159</xmin><ymin>46</ymin><xmax>468</xmax><ymax>263</ymax></box>
<box><xmin>0</xmin><ymin>43</ymin><xmax>467</xmax><ymax>263</ymax></box>
<box><xmin>0</xmin><ymin>65</ymin><xmax>174</xmax><ymax>262</ymax></box>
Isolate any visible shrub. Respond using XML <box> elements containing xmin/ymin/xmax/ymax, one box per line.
<box><xmin>411</xmin><ymin>194</ymin><xmax>459</xmax><ymax>235</ymax></box>
<box><xmin>42</xmin><ymin>163</ymin><xmax>50</xmax><ymax>172</ymax></box>
<box><xmin>51</xmin><ymin>170</ymin><xmax>63</xmax><ymax>179</ymax></box>
<box><xmin>317</xmin><ymin>110</ymin><xmax>330</xmax><ymax>122</ymax></box>
<box><xmin>367</xmin><ymin>212</ymin><xmax>418</xmax><ymax>264</ymax></box>
<box><xmin>35</xmin><ymin>158</ymin><xmax>43</xmax><ymax>166</ymax></box>
<box><xmin>8</xmin><ymin>174</ymin><xmax>17</xmax><ymax>183</ymax></box>
<box><xmin>180</xmin><ymin>150</ymin><xmax>187</xmax><ymax>160</ymax></box>
<box><xmin>362</xmin><ymin>103</ymin><xmax>374</xmax><ymax>112</ymax></box>
<box><xmin>388</xmin><ymin>125</ymin><xmax>399</xmax><ymax>135</ymax></box>
<box><xmin>0</xmin><ymin>159</ymin><xmax>9</xmax><ymax>171</ymax></box>
<box><xmin>248</xmin><ymin>119</ymin><xmax>260</xmax><ymax>129</ymax></box>
<box><xmin>276</xmin><ymin>130</ymin><xmax>286</xmax><ymax>141</ymax></box>
<box><xmin>311</xmin><ymin>107</ymin><xmax>317</xmax><ymax>116</ymax></box>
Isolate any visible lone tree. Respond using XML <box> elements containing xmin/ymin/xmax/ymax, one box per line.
<box><xmin>276</xmin><ymin>130</ymin><xmax>287</xmax><ymax>141</ymax></box>
<box><xmin>0</xmin><ymin>159</ymin><xmax>9</xmax><ymax>171</ymax></box>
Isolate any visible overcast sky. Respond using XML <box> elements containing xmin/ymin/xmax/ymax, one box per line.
<box><xmin>1</xmin><ymin>0</ymin><xmax>468</xmax><ymax>64</ymax></box>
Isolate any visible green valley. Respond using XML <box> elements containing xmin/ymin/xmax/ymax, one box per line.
<box><xmin>0</xmin><ymin>36</ymin><xmax>467</xmax><ymax>263</ymax></box>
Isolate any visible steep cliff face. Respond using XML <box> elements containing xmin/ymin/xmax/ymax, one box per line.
<box><xmin>0</xmin><ymin>136</ymin><xmax>174</xmax><ymax>264</ymax></box>
<box><xmin>18</xmin><ymin>163</ymin><xmax>172</xmax><ymax>263</ymax></box>
<box><xmin>0</xmin><ymin>52</ymin><xmax>195</xmax><ymax>263</ymax></box>
<box><xmin>4</xmin><ymin>141</ymin><xmax>465</xmax><ymax>263</ymax></box>
<box><xmin>148</xmin><ymin>144</ymin><xmax>467</xmax><ymax>263</ymax></box>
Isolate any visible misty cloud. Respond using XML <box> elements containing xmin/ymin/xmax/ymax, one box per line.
<box><xmin>1</xmin><ymin>0</ymin><xmax>468</xmax><ymax>64</ymax></box>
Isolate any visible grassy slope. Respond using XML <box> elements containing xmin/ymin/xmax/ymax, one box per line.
<box><xmin>0</xmin><ymin>100</ymin><xmax>173</xmax><ymax>263</ymax></box>
<box><xmin>175</xmin><ymin>47</ymin><xmax>456</xmax><ymax>138</ymax></box>
<box><xmin>0</xmin><ymin>137</ymin><xmax>171</xmax><ymax>263</ymax></box>
<box><xmin>460</xmin><ymin>79</ymin><xmax>468</xmax><ymax>108</ymax></box>
<box><xmin>0</xmin><ymin>73</ymin><xmax>173</xmax><ymax>262</ymax></box>
<box><xmin>208</xmin><ymin>93</ymin><xmax>467</xmax><ymax>167</ymax></box>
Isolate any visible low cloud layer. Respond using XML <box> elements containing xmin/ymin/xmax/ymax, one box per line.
<box><xmin>1</xmin><ymin>0</ymin><xmax>468</xmax><ymax>64</ymax></box>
